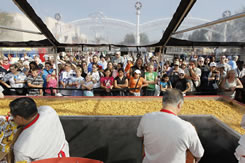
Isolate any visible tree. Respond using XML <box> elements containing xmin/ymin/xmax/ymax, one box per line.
<box><xmin>188</xmin><ymin>29</ymin><xmax>209</xmax><ymax>41</ymax></box>
<box><xmin>0</xmin><ymin>12</ymin><xmax>14</xmax><ymax>39</ymax></box>
<box><xmin>123</xmin><ymin>33</ymin><xmax>135</xmax><ymax>45</ymax></box>
<box><xmin>140</xmin><ymin>33</ymin><xmax>150</xmax><ymax>45</ymax></box>
<box><xmin>122</xmin><ymin>33</ymin><xmax>150</xmax><ymax>45</ymax></box>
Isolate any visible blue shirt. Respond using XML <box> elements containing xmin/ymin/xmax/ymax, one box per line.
<box><xmin>42</xmin><ymin>69</ymin><xmax>53</xmax><ymax>87</ymax></box>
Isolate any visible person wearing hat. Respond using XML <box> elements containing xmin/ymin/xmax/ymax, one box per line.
<box><xmin>9</xmin><ymin>97</ymin><xmax>69</xmax><ymax>163</ymax></box>
<box><xmin>137</xmin><ymin>89</ymin><xmax>204</xmax><ymax>163</ymax></box>
<box><xmin>112</xmin><ymin>51</ymin><xmax>124</xmax><ymax>65</ymax></box>
<box><xmin>217</xmin><ymin>63</ymin><xmax>227</xmax><ymax>82</ymax></box>
<box><xmin>173</xmin><ymin>69</ymin><xmax>191</xmax><ymax>96</ymax></box>
<box><xmin>128</xmin><ymin>69</ymin><xmax>148</xmax><ymax>96</ymax></box>
<box><xmin>207</xmin><ymin>62</ymin><xmax>220</xmax><ymax>93</ymax></box>
<box><xmin>168</xmin><ymin>61</ymin><xmax>183</xmax><ymax>88</ymax></box>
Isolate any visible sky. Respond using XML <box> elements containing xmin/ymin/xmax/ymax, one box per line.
<box><xmin>1</xmin><ymin>0</ymin><xmax>245</xmax><ymax>24</ymax></box>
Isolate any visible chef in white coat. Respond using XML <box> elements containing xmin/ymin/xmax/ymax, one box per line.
<box><xmin>9</xmin><ymin>97</ymin><xmax>69</xmax><ymax>163</ymax></box>
<box><xmin>235</xmin><ymin>115</ymin><xmax>245</xmax><ymax>163</ymax></box>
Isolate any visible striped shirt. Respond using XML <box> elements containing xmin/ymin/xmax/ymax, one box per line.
<box><xmin>27</xmin><ymin>75</ymin><xmax>43</xmax><ymax>96</ymax></box>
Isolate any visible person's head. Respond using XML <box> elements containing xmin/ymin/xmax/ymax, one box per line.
<box><xmin>188</xmin><ymin>60</ymin><xmax>197</xmax><ymax>69</ymax></box>
<box><xmin>178</xmin><ymin>69</ymin><xmax>185</xmax><ymax>79</ymax></box>
<box><xmin>218</xmin><ymin>65</ymin><xmax>225</xmax><ymax>72</ymax></box>
<box><xmin>164</xmin><ymin>61</ymin><xmax>170</xmax><ymax>68</ymax></box>
<box><xmin>220</xmin><ymin>56</ymin><xmax>226</xmax><ymax>63</ymax></box>
<box><xmin>23</xmin><ymin>61</ymin><xmax>29</xmax><ymax>69</ymax></box>
<box><xmin>75</xmin><ymin>67</ymin><xmax>82</xmax><ymax>77</ymax></box>
<box><xmin>117</xmin><ymin>63</ymin><xmax>123</xmax><ymax>70</ymax></box>
<box><xmin>118</xmin><ymin>68</ymin><xmax>124</xmax><ymax>77</ymax></box>
<box><xmin>173</xmin><ymin>56</ymin><xmax>179</xmax><ymax>63</ymax></box>
<box><xmin>100</xmin><ymin>56</ymin><xmax>105</xmax><ymax>62</ymax></box>
<box><xmin>115</xmin><ymin>52</ymin><xmax>121</xmax><ymax>58</ymax></box>
<box><xmin>127</xmin><ymin>57</ymin><xmax>133</xmax><ymax>64</ymax></box>
<box><xmin>173</xmin><ymin>61</ymin><xmax>179</xmax><ymax>70</ymax></box>
<box><xmin>104</xmin><ymin>68</ymin><xmax>112</xmax><ymax>77</ymax></box>
<box><xmin>237</xmin><ymin>61</ymin><xmax>244</xmax><ymax>70</ymax></box>
<box><xmin>31</xmin><ymin>68</ymin><xmax>39</xmax><ymax>77</ymax></box>
<box><xmin>82</xmin><ymin>61</ymin><xmax>87</xmax><ymax>68</ymax></box>
<box><xmin>233</xmin><ymin>55</ymin><xmax>239</xmax><ymax>62</ymax></box>
<box><xmin>64</xmin><ymin>62</ymin><xmax>72</xmax><ymax>71</ymax></box>
<box><xmin>45</xmin><ymin>62</ymin><xmax>52</xmax><ymax>71</ymax></box>
<box><xmin>92</xmin><ymin>55</ymin><xmax>98</xmax><ymax>63</ymax></box>
<box><xmin>226</xmin><ymin>69</ymin><xmax>236</xmax><ymax>79</ymax></box>
<box><xmin>51</xmin><ymin>70</ymin><xmax>56</xmax><ymax>77</ymax></box>
<box><xmin>3</xmin><ymin>57</ymin><xmax>8</xmax><ymax>64</ymax></box>
<box><xmin>148</xmin><ymin>64</ymin><xmax>154</xmax><ymax>72</ymax></box>
<box><xmin>180</xmin><ymin>62</ymin><xmax>187</xmax><ymax>70</ymax></box>
<box><xmin>162</xmin><ymin>89</ymin><xmax>184</xmax><ymax>114</ymax></box>
<box><xmin>9</xmin><ymin>97</ymin><xmax>38</xmax><ymax>125</ymax></box>
<box><xmin>161</xmin><ymin>74</ymin><xmax>169</xmax><ymax>82</ymax></box>
<box><xmin>198</xmin><ymin>57</ymin><xmax>204</xmax><ymax>66</ymax></box>
<box><xmin>85</xmin><ymin>74</ymin><xmax>92</xmax><ymax>82</ymax></box>
<box><xmin>29</xmin><ymin>61</ymin><xmax>39</xmax><ymax>70</ymax></box>
<box><xmin>210</xmin><ymin>62</ymin><xmax>217</xmax><ymax>71</ymax></box>
<box><xmin>107</xmin><ymin>61</ymin><xmax>113</xmax><ymax>70</ymax></box>
<box><xmin>133</xmin><ymin>69</ymin><xmax>141</xmax><ymax>78</ymax></box>
<box><xmin>9</xmin><ymin>64</ymin><xmax>18</xmax><ymax>74</ymax></box>
<box><xmin>135</xmin><ymin>58</ymin><xmax>143</xmax><ymax>67</ymax></box>
<box><xmin>205</xmin><ymin>57</ymin><xmax>210</xmax><ymax>65</ymax></box>
<box><xmin>92</xmin><ymin>64</ymin><xmax>98</xmax><ymax>72</ymax></box>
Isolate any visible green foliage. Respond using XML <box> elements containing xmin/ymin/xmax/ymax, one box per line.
<box><xmin>121</xmin><ymin>33</ymin><xmax>150</xmax><ymax>45</ymax></box>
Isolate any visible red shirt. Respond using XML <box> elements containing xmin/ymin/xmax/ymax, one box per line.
<box><xmin>2</xmin><ymin>63</ymin><xmax>10</xmax><ymax>71</ymax></box>
<box><xmin>100</xmin><ymin>76</ymin><xmax>114</xmax><ymax>88</ymax></box>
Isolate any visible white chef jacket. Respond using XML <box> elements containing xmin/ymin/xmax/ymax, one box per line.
<box><xmin>137</xmin><ymin>111</ymin><xmax>204</xmax><ymax>163</ymax></box>
<box><xmin>235</xmin><ymin>135</ymin><xmax>245</xmax><ymax>163</ymax></box>
<box><xmin>14</xmin><ymin>106</ymin><xmax>69</xmax><ymax>163</ymax></box>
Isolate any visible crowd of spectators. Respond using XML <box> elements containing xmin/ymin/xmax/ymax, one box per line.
<box><xmin>0</xmin><ymin>51</ymin><xmax>244</xmax><ymax>102</ymax></box>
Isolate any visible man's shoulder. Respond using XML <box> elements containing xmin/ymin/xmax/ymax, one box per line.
<box><xmin>38</xmin><ymin>105</ymin><xmax>56</xmax><ymax>114</ymax></box>
<box><xmin>142</xmin><ymin>112</ymin><xmax>192</xmax><ymax>127</ymax></box>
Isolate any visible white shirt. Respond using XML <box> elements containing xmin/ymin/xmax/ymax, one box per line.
<box><xmin>184</xmin><ymin>68</ymin><xmax>201</xmax><ymax>92</ymax></box>
<box><xmin>70</xmin><ymin>76</ymin><xmax>85</xmax><ymax>88</ymax></box>
<box><xmin>14</xmin><ymin>106</ymin><xmax>69</xmax><ymax>163</ymax></box>
<box><xmin>137</xmin><ymin>111</ymin><xmax>204</xmax><ymax>163</ymax></box>
<box><xmin>235</xmin><ymin>135</ymin><xmax>245</xmax><ymax>163</ymax></box>
<box><xmin>59</xmin><ymin>70</ymin><xmax>76</xmax><ymax>95</ymax></box>
<box><xmin>4</xmin><ymin>72</ymin><xmax>26</xmax><ymax>88</ymax></box>
<box><xmin>89</xmin><ymin>71</ymin><xmax>100</xmax><ymax>88</ymax></box>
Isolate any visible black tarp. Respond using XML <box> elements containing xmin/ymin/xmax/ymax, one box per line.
<box><xmin>60</xmin><ymin>115</ymin><xmax>239</xmax><ymax>163</ymax></box>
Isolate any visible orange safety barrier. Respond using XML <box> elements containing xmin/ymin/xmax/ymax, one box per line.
<box><xmin>31</xmin><ymin>157</ymin><xmax>103</xmax><ymax>163</ymax></box>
